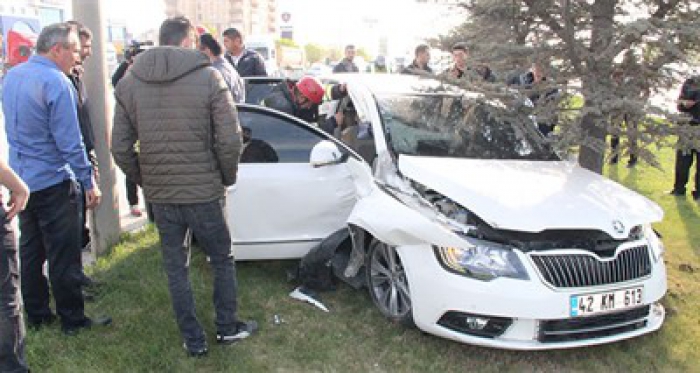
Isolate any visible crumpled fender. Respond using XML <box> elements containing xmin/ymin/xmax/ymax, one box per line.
<box><xmin>347</xmin><ymin>187</ymin><xmax>466</xmax><ymax>249</ymax></box>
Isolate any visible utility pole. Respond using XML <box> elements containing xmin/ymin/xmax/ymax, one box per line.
<box><xmin>72</xmin><ymin>0</ymin><xmax>122</xmax><ymax>255</ymax></box>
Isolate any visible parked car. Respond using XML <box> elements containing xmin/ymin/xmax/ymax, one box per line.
<box><xmin>228</xmin><ymin>74</ymin><xmax>667</xmax><ymax>350</ymax></box>
<box><xmin>306</xmin><ymin>62</ymin><xmax>332</xmax><ymax>77</ymax></box>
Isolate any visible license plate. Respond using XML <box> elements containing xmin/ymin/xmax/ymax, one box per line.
<box><xmin>570</xmin><ymin>287</ymin><xmax>643</xmax><ymax>317</ymax></box>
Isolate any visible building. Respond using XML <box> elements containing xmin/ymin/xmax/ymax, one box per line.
<box><xmin>0</xmin><ymin>0</ymin><xmax>69</xmax><ymax>26</ymax></box>
<box><xmin>30</xmin><ymin>0</ymin><xmax>69</xmax><ymax>25</ymax></box>
<box><xmin>165</xmin><ymin>0</ymin><xmax>277</xmax><ymax>37</ymax></box>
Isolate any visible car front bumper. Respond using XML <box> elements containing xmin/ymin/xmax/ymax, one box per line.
<box><xmin>398</xmin><ymin>244</ymin><xmax>667</xmax><ymax>350</ymax></box>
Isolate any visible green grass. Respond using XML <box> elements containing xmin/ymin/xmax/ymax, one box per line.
<box><xmin>25</xmin><ymin>145</ymin><xmax>700</xmax><ymax>372</ymax></box>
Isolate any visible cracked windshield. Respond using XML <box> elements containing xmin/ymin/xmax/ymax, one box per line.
<box><xmin>378</xmin><ymin>92</ymin><xmax>558</xmax><ymax>160</ymax></box>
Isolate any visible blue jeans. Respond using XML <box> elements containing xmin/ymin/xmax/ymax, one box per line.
<box><xmin>151</xmin><ymin>199</ymin><xmax>238</xmax><ymax>350</ymax></box>
<box><xmin>19</xmin><ymin>180</ymin><xmax>87</xmax><ymax>329</ymax></box>
<box><xmin>0</xmin><ymin>210</ymin><xmax>29</xmax><ymax>373</ymax></box>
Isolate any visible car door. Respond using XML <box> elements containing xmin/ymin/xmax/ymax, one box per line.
<box><xmin>229</xmin><ymin>104</ymin><xmax>359</xmax><ymax>260</ymax></box>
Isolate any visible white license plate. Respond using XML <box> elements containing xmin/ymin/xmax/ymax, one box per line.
<box><xmin>570</xmin><ymin>287</ymin><xmax>643</xmax><ymax>317</ymax></box>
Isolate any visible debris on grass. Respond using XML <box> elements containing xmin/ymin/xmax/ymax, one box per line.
<box><xmin>289</xmin><ymin>286</ymin><xmax>330</xmax><ymax>312</ymax></box>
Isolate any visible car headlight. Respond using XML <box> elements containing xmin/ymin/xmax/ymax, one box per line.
<box><xmin>643</xmin><ymin>224</ymin><xmax>664</xmax><ymax>263</ymax></box>
<box><xmin>434</xmin><ymin>239</ymin><xmax>529</xmax><ymax>281</ymax></box>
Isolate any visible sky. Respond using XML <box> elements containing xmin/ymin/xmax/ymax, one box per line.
<box><xmin>103</xmin><ymin>0</ymin><xmax>165</xmax><ymax>35</ymax></box>
<box><xmin>278</xmin><ymin>0</ymin><xmax>463</xmax><ymax>56</ymax></box>
<box><xmin>98</xmin><ymin>0</ymin><xmax>463</xmax><ymax>58</ymax></box>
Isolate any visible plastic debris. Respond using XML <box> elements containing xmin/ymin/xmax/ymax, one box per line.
<box><xmin>289</xmin><ymin>286</ymin><xmax>330</xmax><ymax>312</ymax></box>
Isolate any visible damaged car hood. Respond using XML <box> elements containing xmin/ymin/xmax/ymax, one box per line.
<box><xmin>397</xmin><ymin>156</ymin><xmax>663</xmax><ymax>239</ymax></box>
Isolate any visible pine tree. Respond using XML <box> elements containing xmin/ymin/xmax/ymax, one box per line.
<box><xmin>436</xmin><ymin>0</ymin><xmax>700</xmax><ymax>173</ymax></box>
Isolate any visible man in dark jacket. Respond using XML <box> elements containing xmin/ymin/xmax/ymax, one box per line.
<box><xmin>402</xmin><ymin>44</ymin><xmax>433</xmax><ymax>76</ymax></box>
<box><xmin>333</xmin><ymin>44</ymin><xmax>359</xmax><ymax>73</ymax></box>
<box><xmin>262</xmin><ymin>76</ymin><xmax>325</xmax><ymax>123</ymax></box>
<box><xmin>509</xmin><ymin>62</ymin><xmax>560</xmax><ymax>136</ymax></box>
<box><xmin>66</xmin><ymin>21</ymin><xmax>100</xmax><ymax>295</ymax></box>
<box><xmin>445</xmin><ymin>42</ymin><xmax>496</xmax><ymax>82</ymax></box>
<box><xmin>222</xmin><ymin>28</ymin><xmax>267</xmax><ymax>77</ymax></box>
<box><xmin>670</xmin><ymin>76</ymin><xmax>700</xmax><ymax>199</ymax></box>
<box><xmin>112</xmin><ymin>16</ymin><xmax>256</xmax><ymax>357</ymax></box>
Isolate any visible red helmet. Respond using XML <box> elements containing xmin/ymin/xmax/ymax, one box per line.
<box><xmin>296</xmin><ymin>76</ymin><xmax>324</xmax><ymax>104</ymax></box>
<box><xmin>196</xmin><ymin>25</ymin><xmax>209</xmax><ymax>35</ymax></box>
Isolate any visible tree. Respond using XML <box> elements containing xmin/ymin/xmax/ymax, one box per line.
<box><xmin>356</xmin><ymin>48</ymin><xmax>372</xmax><ymax>66</ymax></box>
<box><xmin>438</xmin><ymin>0</ymin><xmax>700</xmax><ymax>173</ymax></box>
<box><xmin>304</xmin><ymin>43</ymin><xmax>324</xmax><ymax>64</ymax></box>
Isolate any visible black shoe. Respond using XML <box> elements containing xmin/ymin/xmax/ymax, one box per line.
<box><xmin>609</xmin><ymin>156</ymin><xmax>619</xmax><ymax>165</ymax></box>
<box><xmin>668</xmin><ymin>189</ymin><xmax>686</xmax><ymax>196</ymax></box>
<box><xmin>692</xmin><ymin>191</ymin><xmax>699</xmax><ymax>200</ymax></box>
<box><xmin>626</xmin><ymin>159</ymin><xmax>637</xmax><ymax>168</ymax></box>
<box><xmin>216</xmin><ymin>320</ymin><xmax>258</xmax><ymax>345</ymax></box>
<box><xmin>62</xmin><ymin>316</ymin><xmax>112</xmax><ymax>336</ymax></box>
<box><xmin>183</xmin><ymin>343</ymin><xmax>208</xmax><ymax>358</ymax></box>
<box><xmin>27</xmin><ymin>314</ymin><xmax>57</xmax><ymax>330</ymax></box>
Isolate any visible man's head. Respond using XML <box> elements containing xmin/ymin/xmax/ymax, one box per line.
<box><xmin>294</xmin><ymin>76</ymin><xmax>324</xmax><ymax>109</ymax></box>
<box><xmin>159</xmin><ymin>16</ymin><xmax>197</xmax><ymax>49</ymax></box>
<box><xmin>199</xmin><ymin>33</ymin><xmax>223</xmax><ymax>59</ymax></box>
<box><xmin>66</xmin><ymin>21</ymin><xmax>92</xmax><ymax>64</ymax></box>
<box><xmin>414</xmin><ymin>44</ymin><xmax>430</xmax><ymax>67</ymax></box>
<box><xmin>222</xmin><ymin>28</ymin><xmax>244</xmax><ymax>56</ymax></box>
<box><xmin>531</xmin><ymin>61</ymin><xmax>545</xmax><ymax>82</ymax></box>
<box><xmin>344</xmin><ymin>44</ymin><xmax>356</xmax><ymax>62</ymax></box>
<box><xmin>36</xmin><ymin>23</ymin><xmax>80</xmax><ymax>75</ymax></box>
<box><xmin>451</xmin><ymin>42</ymin><xmax>469</xmax><ymax>69</ymax></box>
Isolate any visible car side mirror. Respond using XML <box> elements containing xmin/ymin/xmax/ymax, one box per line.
<box><xmin>310</xmin><ymin>140</ymin><xmax>348</xmax><ymax>168</ymax></box>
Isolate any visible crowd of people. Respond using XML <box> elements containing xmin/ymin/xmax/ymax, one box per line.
<box><xmin>0</xmin><ymin>15</ymin><xmax>699</xmax><ymax>372</ymax></box>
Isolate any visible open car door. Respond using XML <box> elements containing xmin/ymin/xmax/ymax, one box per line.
<box><xmin>228</xmin><ymin>105</ymin><xmax>361</xmax><ymax>260</ymax></box>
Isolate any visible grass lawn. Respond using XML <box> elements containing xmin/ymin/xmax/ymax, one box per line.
<box><xmin>25</xmin><ymin>145</ymin><xmax>700</xmax><ymax>372</ymax></box>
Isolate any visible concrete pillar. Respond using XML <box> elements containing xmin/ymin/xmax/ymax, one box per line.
<box><xmin>72</xmin><ymin>0</ymin><xmax>122</xmax><ymax>255</ymax></box>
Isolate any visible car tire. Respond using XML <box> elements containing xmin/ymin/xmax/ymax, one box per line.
<box><xmin>366</xmin><ymin>239</ymin><xmax>413</xmax><ymax>325</ymax></box>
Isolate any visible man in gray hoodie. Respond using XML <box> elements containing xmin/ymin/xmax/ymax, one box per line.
<box><xmin>111</xmin><ymin>16</ymin><xmax>256</xmax><ymax>357</ymax></box>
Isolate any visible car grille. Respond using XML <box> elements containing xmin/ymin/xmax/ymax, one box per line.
<box><xmin>538</xmin><ymin>306</ymin><xmax>650</xmax><ymax>343</ymax></box>
<box><xmin>530</xmin><ymin>245</ymin><xmax>652</xmax><ymax>288</ymax></box>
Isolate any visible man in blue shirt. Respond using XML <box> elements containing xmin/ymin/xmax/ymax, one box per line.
<box><xmin>1</xmin><ymin>22</ymin><xmax>107</xmax><ymax>335</ymax></box>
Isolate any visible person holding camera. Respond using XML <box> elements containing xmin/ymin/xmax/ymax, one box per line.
<box><xmin>670</xmin><ymin>75</ymin><xmax>700</xmax><ymax>200</ymax></box>
<box><xmin>112</xmin><ymin>41</ymin><xmax>154</xmax><ymax>218</ymax></box>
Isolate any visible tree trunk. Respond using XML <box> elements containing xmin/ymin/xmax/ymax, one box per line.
<box><xmin>577</xmin><ymin>0</ymin><xmax>617</xmax><ymax>174</ymax></box>
<box><xmin>578</xmin><ymin>110</ymin><xmax>607</xmax><ymax>173</ymax></box>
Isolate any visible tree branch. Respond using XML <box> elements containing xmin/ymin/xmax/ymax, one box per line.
<box><xmin>603</xmin><ymin>0</ymin><xmax>682</xmax><ymax>62</ymax></box>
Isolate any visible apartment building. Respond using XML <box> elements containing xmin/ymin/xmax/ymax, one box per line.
<box><xmin>164</xmin><ymin>0</ymin><xmax>277</xmax><ymax>37</ymax></box>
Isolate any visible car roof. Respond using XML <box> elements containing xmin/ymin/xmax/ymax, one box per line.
<box><xmin>243</xmin><ymin>74</ymin><xmax>478</xmax><ymax>97</ymax></box>
<box><xmin>323</xmin><ymin>73</ymin><xmax>472</xmax><ymax>97</ymax></box>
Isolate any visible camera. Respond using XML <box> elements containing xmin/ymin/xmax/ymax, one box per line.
<box><xmin>124</xmin><ymin>40</ymin><xmax>154</xmax><ymax>62</ymax></box>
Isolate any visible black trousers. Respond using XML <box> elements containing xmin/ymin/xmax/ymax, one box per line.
<box><xmin>0</xmin><ymin>210</ymin><xmax>29</xmax><ymax>372</ymax></box>
<box><xmin>673</xmin><ymin>149</ymin><xmax>700</xmax><ymax>194</ymax></box>
<box><xmin>125</xmin><ymin>178</ymin><xmax>139</xmax><ymax>206</ymax></box>
<box><xmin>19</xmin><ymin>180</ymin><xmax>88</xmax><ymax>328</ymax></box>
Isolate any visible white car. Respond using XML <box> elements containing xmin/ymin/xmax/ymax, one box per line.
<box><xmin>231</xmin><ymin>74</ymin><xmax>666</xmax><ymax>350</ymax></box>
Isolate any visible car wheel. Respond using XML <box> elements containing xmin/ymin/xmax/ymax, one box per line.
<box><xmin>366</xmin><ymin>239</ymin><xmax>413</xmax><ymax>325</ymax></box>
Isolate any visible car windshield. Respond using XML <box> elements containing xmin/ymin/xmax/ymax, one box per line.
<box><xmin>376</xmin><ymin>93</ymin><xmax>559</xmax><ymax>160</ymax></box>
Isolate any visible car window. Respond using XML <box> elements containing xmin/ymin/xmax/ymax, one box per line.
<box><xmin>245</xmin><ymin>82</ymin><xmax>277</xmax><ymax>105</ymax></box>
<box><xmin>377</xmin><ymin>93</ymin><xmax>558</xmax><ymax>161</ymax></box>
<box><xmin>238</xmin><ymin>109</ymin><xmax>325</xmax><ymax>163</ymax></box>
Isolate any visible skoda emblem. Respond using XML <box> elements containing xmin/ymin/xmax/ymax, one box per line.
<box><xmin>612</xmin><ymin>220</ymin><xmax>625</xmax><ymax>234</ymax></box>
